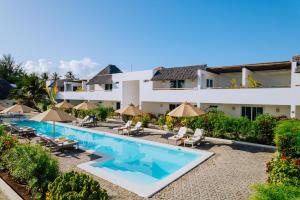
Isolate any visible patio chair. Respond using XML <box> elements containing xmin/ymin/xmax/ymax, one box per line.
<box><xmin>113</xmin><ymin>120</ymin><xmax>132</xmax><ymax>134</ymax></box>
<box><xmin>129</xmin><ymin>122</ymin><xmax>144</xmax><ymax>135</ymax></box>
<box><xmin>53</xmin><ymin>139</ymin><xmax>79</xmax><ymax>152</ymax></box>
<box><xmin>184</xmin><ymin>128</ymin><xmax>205</xmax><ymax>147</ymax></box>
<box><xmin>75</xmin><ymin>116</ymin><xmax>90</xmax><ymax>126</ymax></box>
<box><xmin>82</xmin><ymin>117</ymin><xmax>97</xmax><ymax>127</ymax></box>
<box><xmin>168</xmin><ymin>127</ymin><xmax>187</xmax><ymax>145</ymax></box>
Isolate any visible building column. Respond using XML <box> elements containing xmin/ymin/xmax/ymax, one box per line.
<box><xmin>197</xmin><ymin>69</ymin><xmax>202</xmax><ymax>90</ymax></box>
<box><xmin>290</xmin><ymin>104</ymin><xmax>296</xmax><ymax>118</ymax></box>
<box><xmin>242</xmin><ymin>67</ymin><xmax>253</xmax><ymax>87</ymax></box>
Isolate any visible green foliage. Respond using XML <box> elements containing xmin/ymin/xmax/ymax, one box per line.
<box><xmin>247</xmin><ymin>75</ymin><xmax>262</xmax><ymax>88</ymax></box>
<box><xmin>2</xmin><ymin>144</ymin><xmax>59</xmax><ymax>199</ymax></box>
<box><xmin>0</xmin><ymin>54</ymin><xmax>24</xmax><ymax>84</ymax></box>
<box><xmin>36</xmin><ymin>99</ymin><xmax>53</xmax><ymax>112</ymax></box>
<box><xmin>253</xmin><ymin>114</ymin><xmax>277</xmax><ymax>145</ymax></box>
<box><xmin>250</xmin><ymin>184</ymin><xmax>300</xmax><ymax>200</ymax></box>
<box><xmin>47</xmin><ymin>171</ymin><xmax>108</xmax><ymax>200</ymax></box>
<box><xmin>166</xmin><ymin>116</ymin><xmax>176</xmax><ymax>131</ymax></box>
<box><xmin>0</xmin><ymin>134</ymin><xmax>17</xmax><ymax>157</ymax></box>
<box><xmin>274</xmin><ymin>120</ymin><xmax>300</xmax><ymax>158</ymax></box>
<box><xmin>9</xmin><ymin>73</ymin><xmax>48</xmax><ymax>108</ymax></box>
<box><xmin>267</xmin><ymin>156</ymin><xmax>300</xmax><ymax>186</ymax></box>
<box><xmin>158</xmin><ymin>115</ymin><xmax>166</xmax><ymax>129</ymax></box>
<box><xmin>0</xmin><ymin>125</ymin><xmax>4</xmax><ymax>136</ymax></box>
<box><xmin>229</xmin><ymin>78</ymin><xmax>238</xmax><ymax>89</ymax></box>
<box><xmin>133</xmin><ymin>113</ymin><xmax>151</xmax><ymax>127</ymax></box>
<box><xmin>72</xmin><ymin>108</ymin><xmax>96</xmax><ymax>119</ymax></box>
<box><xmin>95</xmin><ymin>106</ymin><xmax>114</xmax><ymax>121</ymax></box>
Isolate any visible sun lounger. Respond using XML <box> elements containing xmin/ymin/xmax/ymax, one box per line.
<box><xmin>10</xmin><ymin>125</ymin><xmax>36</xmax><ymax>137</ymax></box>
<box><xmin>168</xmin><ymin>127</ymin><xmax>187</xmax><ymax>145</ymax></box>
<box><xmin>82</xmin><ymin>118</ymin><xmax>97</xmax><ymax>127</ymax></box>
<box><xmin>113</xmin><ymin>120</ymin><xmax>132</xmax><ymax>134</ymax></box>
<box><xmin>129</xmin><ymin>122</ymin><xmax>144</xmax><ymax>135</ymax></box>
<box><xmin>184</xmin><ymin>128</ymin><xmax>205</xmax><ymax>147</ymax></box>
<box><xmin>53</xmin><ymin>139</ymin><xmax>79</xmax><ymax>151</ymax></box>
<box><xmin>73</xmin><ymin>116</ymin><xmax>90</xmax><ymax>126</ymax></box>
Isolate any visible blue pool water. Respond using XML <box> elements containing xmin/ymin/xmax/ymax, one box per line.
<box><xmin>14</xmin><ymin>120</ymin><xmax>202</xmax><ymax>185</ymax></box>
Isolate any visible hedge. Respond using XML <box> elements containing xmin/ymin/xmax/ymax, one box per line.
<box><xmin>2</xmin><ymin>144</ymin><xmax>59</xmax><ymax>199</ymax></box>
<box><xmin>250</xmin><ymin>184</ymin><xmax>300</xmax><ymax>200</ymax></box>
<box><xmin>47</xmin><ymin>171</ymin><xmax>108</xmax><ymax>200</ymax></box>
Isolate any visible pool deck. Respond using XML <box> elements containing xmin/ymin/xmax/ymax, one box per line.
<box><xmin>0</xmin><ymin>191</ymin><xmax>8</xmax><ymax>200</ymax></box>
<box><xmin>25</xmin><ymin>124</ymin><xmax>273</xmax><ymax>200</ymax></box>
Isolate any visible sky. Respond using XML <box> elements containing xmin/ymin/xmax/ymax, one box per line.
<box><xmin>0</xmin><ymin>0</ymin><xmax>299</xmax><ymax>79</ymax></box>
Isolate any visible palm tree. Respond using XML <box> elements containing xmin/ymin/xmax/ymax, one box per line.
<box><xmin>41</xmin><ymin>72</ymin><xmax>49</xmax><ymax>81</ymax></box>
<box><xmin>51</xmin><ymin>72</ymin><xmax>60</xmax><ymax>81</ymax></box>
<box><xmin>0</xmin><ymin>54</ymin><xmax>24</xmax><ymax>83</ymax></box>
<box><xmin>65</xmin><ymin>71</ymin><xmax>76</xmax><ymax>79</ymax></box>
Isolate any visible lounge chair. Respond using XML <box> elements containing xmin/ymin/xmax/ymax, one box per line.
<box><xmin>129</xmin><ymin>122</ymin><xmax>144</xmax><ymax>135</ymax></box>
<box><xmin>113</xmin><ymin>120</ymin><xmax>132</xmax><ymax>134</ymax></box>
<box><xmin>10</xmin><ymin>125</ymin><xmax>36</xmax><ymax>137</ymax></box>
<box><xmin>184</xmin><ymin>128</ymin><xmax>205</xmax><ymax>147</ymax></box>
<box><xmin>73</xmin><ymin>116</ymin><xmax>90</xmax><ymax>126</ymax></box>
<box><xmin>53</xmin><ymin>139</ymin><xmax>79</xmax><ymax>152</ymax></box>
<box><xmin>83</xmin><ymin>117</ymin><xmax>97</xmax><ymax>127</ymax></box>
<box><xmin>168</xmin><ymin>127</ymin><xmax>187</xmax><ymax>145</ymax></box>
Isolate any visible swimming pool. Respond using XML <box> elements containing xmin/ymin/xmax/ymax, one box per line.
<box><xmin>15</xmin><ymin>119</ymin><xmax>213</xmax><ymax>197</ymax></box>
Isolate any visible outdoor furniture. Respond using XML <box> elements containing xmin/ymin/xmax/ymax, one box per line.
<box><xmin>168</xmin><ymin>127</ymin><xmax>187</xmax><ymax>145</ymax></box>
<box><xmin>129</xmin><ymin>122</ymin><xmax>144</xmax><ymax>135</ymax></box>
<box><xmin>184</xmin><ymin>128</ymin><xmax>205</xmax><ymax>147</ymax></box>
<box><xmin>52</xmin><ymin>138</ymin><xmax>79</xmax><ymax>152</ymax></box>
<box><xmin>10</xmin><ymin>125</ymin><xmax>36</xmax><ymax>137</ymax></box>
<box><xmin>82</xmin><ymin>117</ymin><xmax>97</xmax><ymax>127</ymax></box>
<box><xmin>113</xmin><ymin>120</ymin><xmax>132</xmax><ymax>134</ymax></box>
<box><xmin>73</xmin><ymin>116</ymin><xmax>90</xmax><ymax>126</ymax></box>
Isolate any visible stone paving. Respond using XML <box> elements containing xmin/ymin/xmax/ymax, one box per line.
<box><xmin>28</xmin><ymin>124</ymin><xmax>274</xmax><ymax>200</ymax></box>
<box><xmin>0</xmin><ymin>191</ymin><xmax>8</xmax><ymax>200</ymax></box>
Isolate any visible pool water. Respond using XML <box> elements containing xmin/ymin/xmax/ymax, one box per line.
<box><xmin>14</xmin><ymin>119</ymin><xmax>211</xmax><ymax>197</ymax></box>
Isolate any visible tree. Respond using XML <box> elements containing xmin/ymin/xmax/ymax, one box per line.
<box><xmin>51</xmin><ymin>72</ymin><xmax>60</xmax><ymax>81</ymax></box>
<box><xmin>64</xmin><ymin>71</ymin><xmax>77</xmax><ymax>79</ymax></box>
<box><xmin>40</xmin><ymin>72</ymin><xmax>49</xmax><ymax>81</ymax></box>
<box><xmin>0</xmin><ymin>54</ymin><xmax>24</xmax><ymax>83</ymax></box>
<box><xmin>9</xmin><ymin>73</ymin><xmax>47</xmax><ymax>107</ymax></box>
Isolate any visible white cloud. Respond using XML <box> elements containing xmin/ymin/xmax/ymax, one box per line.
<box><xmin>24</xmin><ymin>57</ymin><xmax>100</xmax><ymax>79</ymax></box>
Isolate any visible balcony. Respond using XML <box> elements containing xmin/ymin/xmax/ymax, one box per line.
<box><xmin>56</xmin><ymin>90</ymin><xmax>121</xmax><ymax>101</ymax></box>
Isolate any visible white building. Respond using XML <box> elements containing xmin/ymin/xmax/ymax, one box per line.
<box><xmin>56</xmin><ymin>55</ymin><xmax>300</xmax><ymax>120</ymax></box>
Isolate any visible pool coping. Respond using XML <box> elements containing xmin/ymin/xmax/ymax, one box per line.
<box><xmin>37</xmin><ymin>121</ymin><xmax>214</xmax><ymax>198</ymax></box>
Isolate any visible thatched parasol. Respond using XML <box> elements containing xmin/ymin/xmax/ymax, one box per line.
<box><xmin>167</xmin><ymin>102</ymin><xmax>205</xmax><ymax>117</ymax></box>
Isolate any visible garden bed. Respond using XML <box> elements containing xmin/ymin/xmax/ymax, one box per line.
<box><xmin>0</xmin><ymin>171</ymin><xmax>32</xmax><ymax>200</ymax></box>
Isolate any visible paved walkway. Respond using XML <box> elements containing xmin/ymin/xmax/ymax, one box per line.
<box><xmin>0</xmin><ymin>191</ymin><xmax>8</xmax><ymax>200</ymax></box>
<box><xmin>46</xmin><ymin>124</ymin><xmax>274</xmax><ymax>200</ymax></box>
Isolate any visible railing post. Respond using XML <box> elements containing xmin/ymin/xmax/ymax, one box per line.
<box><xmin>290</xmin><ymin>104</ymin><xmax>296</xmax><ymax>118</ymax></box>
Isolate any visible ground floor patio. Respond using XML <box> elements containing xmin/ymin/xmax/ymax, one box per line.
<box><xmin>29</xmin><ymin>124</ymin><xmax>274</xmax><ymax>200</ymax></box>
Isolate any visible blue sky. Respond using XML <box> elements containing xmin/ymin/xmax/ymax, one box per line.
<box><xmin>0</xmin><ymin>0</ymin><xmax>299</xmax><ymax>78</ymax></box>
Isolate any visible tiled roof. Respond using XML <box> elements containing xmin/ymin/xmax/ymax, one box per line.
<box><xmin>151</xmin><ymin>65</ymin><xmax>207</xmax><ymax>81</ymax></box>
<box><xmin>87</xmin><ymin>65</ymin><xmax>122</xmax><ymax>85</ymax></box>
<box><xmin>0</xmin><ymin>78</ymin><xmax>12</xmax><ymax>99</ymax></box>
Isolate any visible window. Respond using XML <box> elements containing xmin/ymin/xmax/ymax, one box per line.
<box><xmin>105</xmin><ymin>84</ymin><xmax>112</xmax><ymax>91</ymax></box>
<box><xmin>206</xmin><ymin>79</ymin><xmax>213</xmax><ymax>88</ymax></box>
<box><xmin>73</xmin><ymin>86</ymin><xmax>78</xmax><ymax>91</ymax></box>
<box><xmin>170</xmin><ymin>80</ymin><xmax>185</xmax><ymax>88</ymax></box>
<box><xmin>242</xmin><ymin>106</ymin><xmax>263</xmax><ymax>120</ymax></box>
<box><xmin>169</xmin><ymin>104</ymin><xmax>180</xmax><ymax>110</ymax></box>
<box><xmin>116</xmin><ymin>102</ymin><xmax>121</xmax><ymax>109</ymax></box>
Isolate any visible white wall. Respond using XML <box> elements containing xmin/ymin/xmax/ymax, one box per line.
<box><xmin>252</xmin><ymin>70</ymin><xmax>291</xmax><ymax>88</ymax></box>
<box><xmin>122</xmin><ymin>80</ymin><xmax>140</xmax><ymax>107</ymax></box>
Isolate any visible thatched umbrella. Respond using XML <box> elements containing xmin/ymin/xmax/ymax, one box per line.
<box><xmin>0</xmin><ymin>104</ymin><xmax>37</xmax><ymax>114</ymax></box>
<box><xmin>0</xmin><ymin>104</ymin><xmax>6</xmax><ymax>111</ymax></box>
<box><xmin>74</xmin><ymin>101</ymin><xmax>98</xmax><ymax>110</ymax></box>
<box><xmin>115</xmin><ymin>103</ymin><xmax>143</xmax><ymax>116</ymax></box>
<box><xmin>55</xmin><ymin>100</ymin><xmax>74</xmax><ymax>109</ymax></box>
<box><xmin>167</xmin><ymin>102</ymin><xmax>205</xmax><ymax>117</ymax></box>
<box><xmin>31</xmin><ymin>108</ymin><xmax>76</xmax><ymax>138</ymax></box>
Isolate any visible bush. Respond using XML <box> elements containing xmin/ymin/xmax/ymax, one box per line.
<box><xmin>0</xmin><ymin>134</ymin><xmax>18</xmax><ymax>157</ymax></box>
<box><xmin>166</xmin><ymin>116</ymin><xmax>176</xmax><ymax>131</ymax></box>
<box><xmin>274</xmin><ymin>120</ymin><xmax>300</xmax><ymax>158</ymax></box>
<box><xmin>0</xmin><ymin>125</ymin><xmax>4</xmax><ymax>136</ymax></box>
<box><xmin>2</xmin><ymin>144</ymin><xmax>59</xmax><ymax>199</ymax></box>
<box><xmin>254</xmin><ymin>114</ymin><xmax>277</xmax><ymax>145</ymax></box>
<box><xmin>158</xmin><ymin>116</ymin><xmax>166</xmax><ymax>129</ymax></box>
<box><xmin>250</xmin><ymin>184</ymin><xmax>300</xmax><ymax>200</ymax></box>
<box><xmin>47</xmin><ymin>171</ymin><xmax>108</xmax><ymax>200</ymax></box>
<box><xmin>95</xmin><ymin>106</ymin><xmax>109</xmax><ymax>121</ymax></box>
<box><xmin>266</xmin><ymin>156</ymin><xmax>300</xmax><ymax>186</ymax></box>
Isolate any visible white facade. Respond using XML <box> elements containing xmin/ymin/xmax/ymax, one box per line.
<box><xmin>56</xmin><ymin>57</ymin><xmax>300</xmax><ymax>119</ymax></box>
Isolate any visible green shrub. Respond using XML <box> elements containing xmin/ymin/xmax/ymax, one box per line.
<box><xmin>166</xmin><ymin>116</ymin><xmax>176</xmax><ymax>131</ymax></box>
<box><xmin>0</xmin><ymin>125</ymin><xmax>5</xmax><ymax>136</ymax></box>
<box><xmin>158</xmin><ymin>116</ymin><xmax>166</xmax><ymax>129</ymax></box>
<box><xmin>95</xmin><ymin>106</ymin><xmax>109</xmax><ymax>121</ymax></box>
<box><xmin>254</xmin><ymin>114</ymin><xmax>277</xmax><ymax>145</ymax></box>
<box><xmin>0</xmin><ymin>134</ymin><xmax>18</xmax><ymax>157</ymax></box>
<box><xmin>3</xmin><ymin>144</ymin><xmax>59</xmax><ymax>199</ymax></box>
<box><xmin>250</xmin><ymin>184</ymin><xmax>300</xmax><ymax>200</ymax></box>
<box><xmin>47</xmin><ymin>171</ymin><xmax>108</xmax><ymax>200</ymax></box>
<box><xmin>274</xmin><ymin>120</ymin><xmax>300</xmax><ymax>158</ymax></box>
<box><xmin>266</xmin><ymin>156</ymin><xmax>300</xmax><ymax>186</ymax></box>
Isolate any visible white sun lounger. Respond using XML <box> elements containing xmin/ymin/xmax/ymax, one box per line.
<box><xmin>113</xmin><ymin>120</ymin><xmax>132</xmax><ymax>134</ymax></box>
<box><xmin>129</xmin><ymin>122</ymin><xmax>144</xmax><ymax>135</ymax></box>
<box><xmin>184</xmin><ymin>128</ymin><xmax>205</xmax><ymax>147</ymax></box>
<box><xmin>73</xmin><ymin>116</ymin><xmax>90</xmax><ymax>126</ymax></box>
<box><xmin>168</xmin><ymin>127</ymin><xmax>187</xmax><ymax>145</ymax></box>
